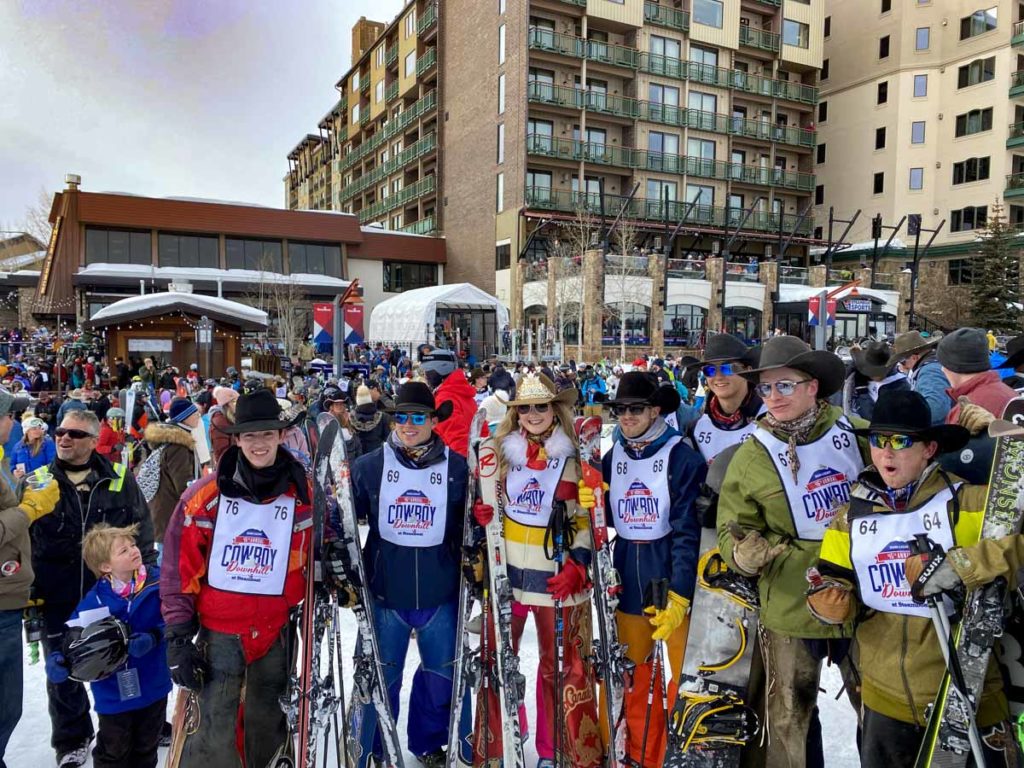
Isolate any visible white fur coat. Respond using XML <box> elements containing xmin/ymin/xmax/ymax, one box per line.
<box><xmin>499</xmin><ymin>427</ymin><xmax>575</xmax><ymax>467</ymax></box>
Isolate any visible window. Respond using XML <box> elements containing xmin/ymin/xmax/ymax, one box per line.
<box><xmin>226</xmin><ymin>238</ymin><xmax>282</xmax><ymax>272</ymax></box>
<box><xmin>914</xmin><ymin>74</ymin><xmax>928</xmax><ymax>97</ymax></box>
<box><xmin>875</xmin><ymin>126</ymin><xmax>886</xmax><ymax>149</ymax></box>
<box><xmin>818</xmin><ymin>101</ymin><xmax>828</xmax><ymax>122</ymax></box>
<box><xmin>498</xmin><ymin>24</ymin><xmax>506</xmax><ymax>64</ymax></box>
<box><xmin>157</xmin><ymin>233</ymin><xmax>218</xmax><ymax>269</ymax></box>
<box><xmin>821</xmin><ymin>59</ymin><xmax>829</xmax><ymax>80</ymax></box>
<box><xmin>405</xmin><ymin>9</ymin><xmax>416</xmax><ymax>38</ymax></box>
<box><xmin>783</xmin><ymin>20</ymin><xmax>809</xmax><ymax>48</ymax></box>
<box><xmin>815</xmin><ymin>184</ymin><xmax>825</xmax><ymax>205</ymax></box>
<box><xmin>497</xmin><ymin>124</ymin><xmax>505</xmax><ymax>164</ymax></box>
<box><xmin>881</xmin><ymin>0</ymin><xmax>891</xmax><ymax>11</ymax></box>
<box><xmin>952</xmin><ymin>156</ymin><xmax>991</xmax><ymax>184</ymax></box>
<box><xmin>495</xmin><ymin>243</ymin><xmax>511</xmax><ymax>270</ymax></box>
<box><xmin>948</xmin><ymin>259</ymin><xmax>974</xmax><ymax>284</ymax></box>
<box><xmin>647</xmin><ymin>131</ymin><xmax>680</xmax><ymax>170</ymax></box>
<box><xmin>375</xmin><ymin>46</ymin><xmax>385</xmax><ymax>67</ymax></box>
<box><xmin>651</xmin><ymin>35</ymin><xmax>683</xmax><ymax>75</ymax></box>
<box><xmin>958</xmin><ymin>57</ymin><xmax>996</xmax><ymax>89</ymax></box>
<box><xmin>879</xmin><ymin>35</ymin><xmax>890</xmax><ymax>58</ymax></box>
<box><xmin>383</xmin><ymin>261</ymin><xmax>438</xmax><ymax>293</ymax></box>
<box><xmin>686</xmin><ymin>183</ymin><xmax>714</xmax><ymax>208</ymax></box>
<box><xmin>646</xmin><ymin>180</ymin><xmax>678</xmax><ymax>216</ymax></box>
<box><xmin>950</xmin><ymin>206</ymin><xmax>988</xmax><ymax>232</ymax></box>
<box><xmin>873</xmin><ymin>172</ymin><xmax>884</xmax><ymax>194</ymax></box>
<box><xmin>405</xmin><ymin>51</ymin><xmax>416</xmax><ymax>78</ymax></box>
<box><xmin>960</xmin><ymin>7</ymin><xmax>998</xmax><ymax>39</ymax></box>
<box><xmin>664</xmin><ymin>305</ymin><xmax>706</xmax><ymax>346</ymax></box>
<box><xmin>496</xmin><ymin>173</ymin><xmax>504</xmax><ymax>213</ymax></box>
<box><xmin>85</xmin><ymin>228</ymin><xmax>152</xmax><ymax>266</ymax></box>
<box><xmin>498</xmin><ymin>73</ymin><xmax>506</xmax><ymax>114</ymax></box>
<box><xmin>288</xmin><ymin>242</ymin><xmax>341</xmax><ymax>276</ymax></box>
<box><xmin>816</xmin><ymin>143</ymin><xmax>826</xmax><ymax>164</ymax></box>
<box><xmin>526</xmin><ymin>170</ymin><xmax>553</xmax><ymax>203</ymax></box>
<box><xmin>351</xmin><ymin>103</ymin><xmax>360</xmax><ymax>123</ymax></box>
<box><xmin>915</xmin><ymin>27</ymin><xmax>930</xmax><ymax>50</ymax></box>
<box><xmin>909</xmin><ymin>168</ymin><xmax>924</xmax><ymax>190</ymax></box>
<box><xmin>684</xmin><ymin>88</ymin><xmax>711</xmax><ymax>112</ymax></box>
<box><xmin>352</xmin><ymin>71</ymin><xmax>359</xmax><ymax>92</ymax></box>
<box><xmin>824</xmin><ymin>16</ymin><xmax>831</xmax><ymax>37</ymax></box>
<box><xmin>911</xmin><ymin>121</ymin><xmax>926</xmax><ymax>144</ymax></box>
<box><xmin>527</xmin><ymin>118</ymin><xmax>553</xmax><ymax>151</ymax></box>
<box><xmin>877</xmin><ymin>82</ymin><xmax>888</xmax><ymax>104</ymax></box>
<box><xmin>693</xmin><ymin>0</ymin><xmax>723</xmax><ymax>28</ymax></box>
<box><xmin>375</xmin><ymin>81</ymin><xmax>384</xmax><ymax>103</ymax></box>
<box><xmin>954</xmin><ymin>107</ymin><xmax>993</xmax><ymax>137</ymax></box>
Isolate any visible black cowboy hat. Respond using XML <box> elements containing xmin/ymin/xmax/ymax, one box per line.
<box><xmin>740</xmin><ymin>336</ymin><xmax>846</xmax><ymax>398</ymax></box>
<box><xmin>220</xmin><ymin>389</ymin><xmax>304</xmax><ymax>434</ymax></box>
<box><xmin>852</xmin><ymin>390</ymin><xmax>969</xmax><ymax>453</ymax></box>
<box><xmin>998</xmin><ymin>334</ymin><xmax>1024</xmax><ymax>372</ymax></box>
<box><xmin>388</xmin><ymin>382</ymin><xmax>453</xmax><ymax>422</ymax></box>
<box><xmin>702</xmin><ymin>334</ymin><xmax>760</xmax><ymax>368</ymax></box>
<box><xmin>606</xmin><ymin>371</ymin><xmax>680</xmax><ymax>415</ymax></box>
<box><xmin>851</xmin><ymin>341</ymin><xmax>895</xmax><ymax>380</ymax></box>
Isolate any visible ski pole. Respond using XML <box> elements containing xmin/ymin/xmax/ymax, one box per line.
<box><xmin>551</xmin><ymin>500</ymin><xmax>567</xmax><ymax>768</ymax></box>
<box><xmin>641</xmin><ymin>578</ymin><xmax>669</xmax><ymax>766</ymax></box>
<box><xmin>909</xmin><ymin>535</ymin><xmax>986</xmax><ymax>765</ymax></box>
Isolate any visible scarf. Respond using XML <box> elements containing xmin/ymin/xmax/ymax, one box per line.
<box><xmin>235</xmin><ymin>447</ymin><xmax>310</xmax><ymax>505</ymax></box>
<box><xmin>708</xmin><ymin>392</ymin><xmax>751</xmax><ymax>428</ymax></box>
<box><xmin>109</xmin><ymin>564</ymin><xmax>147</xmax><ymax>599</ymax></box>
<box><xmin>387</xmin><ymin>430</ymin><xmax>446</xmax><ymax>468</ymax></box>
<box><xmin>761</xmin><ymin>399</ymin><xmax>830</xmax><ymax>482</ymax></box>
<box><xmin>624</xmin><ymin>417</ymin><xmax>668</xmax><ymax>459</ymax></box>
<box><xmin>884</xmin><ymin>482</ymin><xmax>917</xmax><ymax>512</ymax></box>
<box><xmin>523</xmin><ymin>425</ymin><xmax>557</xmax><ymax>469</ymax></box>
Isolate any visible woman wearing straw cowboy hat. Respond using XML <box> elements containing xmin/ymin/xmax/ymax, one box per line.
<box><xmin>470</xmin><ymin>373</ymin><xmax>602</xmax><ymax>768</ymax></box>
<box><xmin>600</xmin><ymin>371</ymin><xmax>706</xmax><ymax>766</ymax></box>
<box><xmin>716</xmin><ymin>335</ymin><xmax>871</xmax><ymax>768</ymax></box>
<box><xmin>809</xmin><ymin>390</ymin><xmax>1021</xmax><ymax>766</ymax></box>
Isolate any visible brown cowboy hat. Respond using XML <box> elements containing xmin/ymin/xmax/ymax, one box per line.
<box><xmin>740</xmin><ymin>336</ymin><xmax>846</xmax><ymax>398</ymax></box>
<box><xmin>886</xmin><ymin>330</ymin><xmax>939</xmax><ymax>367</ymax></box>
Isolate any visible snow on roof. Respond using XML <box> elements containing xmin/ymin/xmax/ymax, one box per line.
<box><xmin>809</xmin><ymin>238</ymin><xmax>909</xmax><ymax>256</ymax></box>
<box><xmin>0</xmin><ymin>250</ymin><xmax>46</xmax><ymax>271</ymax></box>
<box><xmin>77</xmin><ymin>263</ymin><xmax>350</xmax><ymax>289</ymax></box>
<box><xmin>90</xmin><ymin>292</ymin><xmax>269</xmax><ymax>326</ymax></box>
<box><xmin>369</xmin><ymin>283</ymin><xmax>509</xmax><ymax>343</ymax></box>
<box><xmin>162</xmin><ymin>196</ymin><xmax>271</xmax><ymax>208</ymax></box>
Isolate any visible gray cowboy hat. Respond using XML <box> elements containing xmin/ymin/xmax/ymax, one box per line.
<box><xmin>886</xmin><ymin>330</ymin><xmax>939</xmax><ymax>367</ymax></box>
<box><xmin>740</xmin><ymin>336</ymin><xmax>846</xmax><ymax>398</ymax></box>
<box><xmin>851</xmin><ymin>341</ymin><xmax>895</xmax><ymax>380</ymax></box>
<box><xmin>702</xmin><ymin>333</ymin><xmax>760</xmax><ymax>368</ymax></box>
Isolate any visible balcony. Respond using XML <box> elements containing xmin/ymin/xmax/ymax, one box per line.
<box><xmin>725</xmin><ymin>262</ymin><xmax>760</xmax><ymax>282</ymax></box>
<box><xmin>528</xmin><ymin>27</ymin><xmax>583</xmax><ymax>58</ymax></box>
<box><xmin>751</xmin><ymin>0</ymin><xmax>781</xmax><ymax>5</ymax></box>
<box><xmin>1009</xmin><ymin>122</ymin><xmax>1024</xmax><ymax>148</ymax></box>
<box><xmin>739</xmin><ymin>26</ymin><xmax>780</xmax><ymax>53</ymax></box>
<box><xmin>1006</xmin><ymin>172</ymin><xmax>1024</xmax><ymax>198</ymax></box>
<box><xmin>778</xmin><ymin>266</ymin><xmax>810</xmax><ymax>285</ymax></box>
<box><xmin>342</xmin><ymin>133</ymin><xmax>437</xmax><ymax>201</ymax></box>
<box><xmin>644</xmin><ymin>1</ymin><xmax>689</xmax><ymax>32</ymax></box>
<box><xmin>386</xmin><ymin>47</ymin><xmax>398</xmax><ymax>67</ymax></box>
<box><xmin>360</xmin><ymin>77</ymin><xmax>370</xmax><ymax>95</ymax></box>
<box><xmin>386</xmin><ymin>81</ymin><xmax>399</xmax><ymax>102</ymax></box>
<box><xmin>728</xmin><ymin>115</ymin><xmax>815</xmax><ymax>147</ymax></box>
<box><xmin>639</xmin><ymin>58</ymin><xmax>816</xmax><ymax>104</ymax></box>
<box><xmin>360</xmin><ymin>109</ymin><xmax>370</xmax><ymax>126</ymax></box>
<box><xmin>417</xmin><ymin>3</ymin><xmax>437</xmax><ymax>37</ymax></box>
<box><xmin>359</xmin><ymin>175</ymin><xmax>436</xmax><ymax>222</ymax></box>
<box><xmin>416</xmin><ymin>48</ymin><xmax>437</xmax><ymax>77</ymax></box>
<box><xmin>525</xmin><ymin>135</ymin><xmax>634</xmax><ymax>168</ymax></box>
<box><xmin>339</xmin><ymin>91</ymin><xmax>437</xmax><ymax>172</ymax></box>
<box><xmin>666</xmin><ymin>258</ymin><xmax>706</xmax><ymax>279</ymax></box>
<box><xmin>1013</xmin><ymin>20</ymin><xmax>1024</xmax><ymax>47</ymax></box>
<box><xmin>585</xmin><ymin>39</ymin><xmax>640</xmax><ymax>70</ymax></box>
<box><xmin>554</xmin><ymin>0</ymin><xmax>587</xmax><ymax>5</ymax></box>
<box><xmin>1012</xmin><ymin>70</ymin><xmax>1024</xmax><ymax>98</ymax></box>
<box><xmin>401</xmin><ymin>215</ymin><xmax>436</xmax><ymax>235</ymax></box>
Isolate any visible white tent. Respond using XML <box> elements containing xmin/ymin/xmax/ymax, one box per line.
<box><xmin>368</xmin><ymin>283</ymin><xmax>509</xmax><ymax>345</ymax></box>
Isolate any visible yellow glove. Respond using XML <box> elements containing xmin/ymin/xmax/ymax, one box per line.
<box><xmin>644</xmin><ymin>590</ymin><xmax>690</xmax><ymax>641</ymax></box>
<box><xmin>957</xmin><ymin>397</ymin><xmax>995</xmax><ymax>436</ymax></box>
<box><xmin>577</xmin><ymin>480</ymin><xmax>597</xmax><ymax>510</ymax></box>
<box><xmin>20</xmin><ymin>481</ymin><xmax>60</xmax><ymax>524</ymax></box>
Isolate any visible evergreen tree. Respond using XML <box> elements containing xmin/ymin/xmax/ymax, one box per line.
<box><xmin>969</xmin><ymin>200</ymin><xmax>1022</xmax><ymax>331</ymax></box>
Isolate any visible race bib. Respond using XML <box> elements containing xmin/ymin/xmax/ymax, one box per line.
<box><xmin>208</xmin><ymin>496</ymin><xmax>295</xmax><ymax>596</ymax></box>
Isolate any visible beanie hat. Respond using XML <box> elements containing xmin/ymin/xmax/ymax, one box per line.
<box><xmin>214</xmin><ymin>386</ymin><xmax>239</xmax><ymax>407</ymax></box>
<box><xmin>169</xmin><ymin>397</ymin><xmax>198</xmax><ymax>424</ymax></box>
<box><xmin>355</xmin><ymin>385</ymin><xmax>373</xmax><ymax>407</ymax></box>
<box><xmin>937</xmin><ymin>328</ymin><xmax>991</xmax><ymax>374</ymax></box>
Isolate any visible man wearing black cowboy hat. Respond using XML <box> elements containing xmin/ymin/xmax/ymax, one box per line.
<box><xmin>160</xmin><ymin>389</ymin><xmax>315</xmax><ymax>767</ymax></box>
<box><xmin>998</xmin><ymin>333</ymin><xmax>1024</xmax><ymax>393</ymax></box>
<box><xmin>601</xmin><ymin>371</ymin><xmax>706</xmax><ymax>766</ymax></box>
<box><xmin>809</xmin><ymin>390</ymin><xmax>1021</xmax><ymax>766</ymax></box>
<box><xmin>326</xmin><ymin>382</ymin><xmax>470</xmax><ymax>767</ymax></box>
<box><xmin>847</xmin><ymin>340</ymin><xmax>909</xmax><ymax>421</ymax></box>
<box><xmin>717</xmin><ymin>335</ymin><xmax>870</xmax><ymax>767</ymax></box>
<box><xmin>888</xmin><ymin>330</ymin><xmax>950</xmax><ymax>425</ymax></box>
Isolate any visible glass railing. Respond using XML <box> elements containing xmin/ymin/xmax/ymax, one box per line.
<box><xmin>417</xmin><ymin>3</ymin><xmax>437</xmax><ymax>35</ymax></box>
<box><xmin>778</xmin><ymin>266</ymin><xmax>810</xmax><ymax>284</ymax></box>
<box><xmin>644</xmin><ymin>1</ymin><xmax>689</xmax><ymax>31</ymax></box>
<box><xmin>386</xmin><ymin>47</ymin><xmax>398</xmax><ymax>67</ymax></box>
<box><xmin>872</xmin><ymin>272</ymin><xmax>898</xmax><ymax>289</ymax></box>
<box><xmin>1012</xmin><ymin>70</ymin><xmax>1024</xmax><ymax>91</ymax></box>
<box><xmin>528</xmin><ymin>28</ymin><xmax>583</xmax><ymax>57</ymax></box>
<box><xmin>640</xmin><ymin>52</ymin><xmax>687</xmax><ymax>80</ymax></box>
<box><xmin>1010</xmin><ymin>122</ymin><xmax>1024</xmax><ymax>141</ymax></box>
<box><xmin>401</xmin><ymin>215</ymin><xmax>436</xmax><ymax>235</ymax></box>
<box><xmin>1013</xmin><ymin>20</ymin><xmax>1024</xmax><ymax>45</ymax></box>
<box><xmin>342</xmin><ymin>133</ymin><xmax>437</xmax><ymax>200</ymax></box>
<box><xmin>525</xmin><ymin>134</ymin><xmax>633</xmax><ymax>166</ymax></box>
<box><xmin>725</xmin><ymin>262</ymin><xmax>761</xmax><ymax>282</ymax></box>
<box><xmin>739</xmin><ymin>26</ymin><xmax>781</xmax><ymax>53</ymax></box>
<box><xmin>416</xmin><ymin>48</ymin><xmax>437</xmax><ymax>77</ymax></box>
<box><xmin>386</xmin><ymin>82</ymin><xmax>398</xmax><ymax>102</ymax></box>
<box><xmin>636</xmin><ymin>57</ymin><xmax>816</xmax><ymax>103</ymax></box>
<box><xmin>666</xmin><ymin>258</ymin><xmax>706</xmax><ymax>279</ymax></box>
<box><xmin>585</xmin><ymin>39</ymin><xmax>640</xmax><ymax>69</ymax></box>
<box><xmin>339</xmin><ymin>91</ymin><xmax>437</xmax><ymax>172</ymax></box>
<box><xmin>1006</xmin><ymin>172</ymin><xmax>1024</xmax><ymax>191</ymax></box>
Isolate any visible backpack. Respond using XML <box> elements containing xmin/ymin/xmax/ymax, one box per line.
<box><xmin>135</xmin><ymin>445</ymin><xmax>165</xmax><ymax>503</ymax></box>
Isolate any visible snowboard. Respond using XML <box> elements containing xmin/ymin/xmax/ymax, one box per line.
<box><xmin>915</xmin><ymin>398</ymin><xmax>1024</xmax><ymax>767</ymax></box>
<box><xmin>664</xmin><ymin>529</ymin><xmax>760</xmax><ymax>768</ymax></box>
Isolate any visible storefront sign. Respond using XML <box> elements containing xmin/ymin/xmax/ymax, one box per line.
<box><xmin>128</xmin><ymin>338</ymin><xmax>173</xmax><ymax>352</ymax></box>
<box><xmin>844</xmin><ymin>299</ymin><xmax>872</xmax><ymax>313</ymax></box>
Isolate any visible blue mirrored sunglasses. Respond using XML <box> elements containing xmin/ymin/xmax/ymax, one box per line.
<box><xmin>394</xmin><ymin>412</ymin><xmax>429</xmax><ymax>426</ymax></box>
<box><xmin>702</xmin><ymin>363</ymin><xmax>736</xmax><ymax>378</ymax></box>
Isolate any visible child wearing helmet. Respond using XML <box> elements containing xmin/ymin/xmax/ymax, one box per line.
<box><xmin>45</xmin><ymin>523</ymin><xmax>171</xmax><ymax>768</ymax></box>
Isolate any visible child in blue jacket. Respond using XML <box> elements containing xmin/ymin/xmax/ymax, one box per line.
<box><xmin>46</xmin><ymin>523</ymin><xmax>171</xmax><ymax>768</ymax></box>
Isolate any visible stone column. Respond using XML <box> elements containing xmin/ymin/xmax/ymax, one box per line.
<box><xmin>759</xmin><ymin>261</ymin><xmax>778</xmax><ymax>340</ymax></box>
<box><xmin>857</xmin><ymin>267</ymin><xmax>873</xmax><ymax>287</ymax></box>
<box><xmin>546</xmin><ymin>258</ymin><xmax>558</xmax><ymax>330</ymax></box>
<box><xmin>809</xmin><ymin>265</ymin><xmax>827</xmax><ymax>288</ymax></box>
<box><xmin>705</xmin><ymin>256</ymin><xmax>724</xmax><ymax>333</ymax></box>
<box><xmin>649</xmin><ymin>252</ymin><xmax>666</xmax><ymax>356</ymax></box>
<box><xmin>896</xmin><ymin>270</ymin><xmax>913</xmax><ymax>333</ymax></box>
<box><xmin>511</xmin><ymin>259</ymin><xmax>525</xmax><ymax>330</ymax></box>
<box><xmin>582</xmin><ymin>248</ymin><xmax>604</xmax><ymax>362</ymax></box>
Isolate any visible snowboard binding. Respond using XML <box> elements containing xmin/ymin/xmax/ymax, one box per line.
<box><xmin>698</xmin><ymin>549</ymin><xmax>760</xmax><ymax>611</ymax></box>
<box><xmin>665</xmin><ymin>689</ymin><xmax>759</xmax><ymax>759</ymax></box>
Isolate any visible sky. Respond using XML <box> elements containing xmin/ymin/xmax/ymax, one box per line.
<box><xmin>0</xmin><ymin>0</ymin><xmax>405</xmax><ymax>222</ymax></box>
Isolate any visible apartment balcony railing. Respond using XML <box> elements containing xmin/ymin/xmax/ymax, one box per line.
<box><xmin>1005</xmin><ymin>172</ymin><xmax>1024</xmax><ymax>197</ymax></box>
<box><xmin>554</xmin><ymin>0</ymin><xmax>587</xmax><ymax>6</ymax></box>
<box><xmin>417</xmin><ymin>3</ymin><xmax>437</xmax><ymax>36</ymax></box>
<box><xmin>342</xmin><ymin>133</ymin><xmax>437</xmax><ymax>200</ymax></box>
<box><xmin>386</xmin><ymin>81</ymin><xmax>399</xmax><ymax>102</ymax></box>
<box><xmin>386</xmin><ymin>46</ymin><xmax>398</xmax><ymax>67</ymax></box>
<box><xmin>644</xmin><ymin>1</ymin><xmax>689</xmax><ymax>32</ymax></box>
<box><xmin>360</xmin><ymin>109</ymin><xmax>370</xmax><ymax>126</ymax></box>
<box><xmin>401</xmin><ymin>215</ymin><xmax>436</xmax><ymax>235</ymax></box>
<box><xmin>360</xmin><ymin>77</ymin><xmax>370</xmax><ymax>95</ymax></box>
<box><xmin>1009</xmin><ymin>121</ymin><xmax>1024</xmax><ymax>148</ymax></box>
<box><xmin>872</xmin><ymin>272</ymin><xmax>898</xmax><ymax>290</ymax></box>
<box><xmin>779</xmin><ymin>266</ymin><xmax>810</xmax><ymax>285</ymax></box>
<box><xmin>359</xmin><ymin>175</ymin><xmax>436</xmax><ymax>222</ymax></box>
<box><xmin>752</xmin><ymin>0</ymin><xmax>781</xmax><ymax>6</ymax></box>
<box><xmin>637</xmin><ymin>58</ymin><xmax>816</xmax><ymax>104</ymax></box>
<box><xmin>1013</xmin><ymin>20</ymin><xmax>1024</xmax><ymax>47</ymax></box>
<box><xmin>525</xmin><ymin>135</ymin><xmax>634</xmax><ymax>167</ymax></box>
<box><xmin>339</xmin><ymin>91</ymin><xmax>437</xmax><ymax>172</ymax></box>
<box><xmin>739</xmin><ymin>26</ymin><xmax>780</xmax><ymax>53</ymax></box>
<box><xmin>1012</xmin><ymin>70</ymin><xmax>1024</xmax><ymax>97</ymax></box>
<box><xmin>527</xmin><ymin>28</ymin><xmax>640</xmax><ymax>69</ymax></box>
<box><xmin>666</xmin><ymin>258</ymin><xmax>706</xmax><ymax>279</ymax></box>
<box><xmin>416</xmin><ymin>48</ymin><xmax>437</xmax><ymax>77</ymax></box>
<box><xmin>336</xmin><ymin>96</ymin><xmax>348</xmax><ymax>113</ymax></box>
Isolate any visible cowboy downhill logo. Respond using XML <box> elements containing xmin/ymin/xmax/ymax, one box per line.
<box><xmin>220</xmin><ymin>528</ymin><xmax>277</xmax><ymax>579</ymax></box>
<box><xmin>617</xmin><ymin>480</ymin><xmax>660</xmax><ymax>526</ymax></box>
<box><xmin>867</xmin><ymin>540</ymin><xmax>914</xmax><ymax>604</ymax></box>
<box><xmin>386</xmin><ymin>488</ymin><xmax>438</xmax><ymax>534</ymax></box>
<box><xmin>801</xmin><ymin>466</ymin><xmax>851</xmax><ymax>525</ymax></box>
<box><xmin>513</xmin><ymin>478</ymin><xmax>546</xmax><ymax>514</ymax></box>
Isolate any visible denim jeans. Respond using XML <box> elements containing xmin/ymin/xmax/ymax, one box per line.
<box><xmin>0</xmin><ymin>610</ymin><xmax>23</xmax><ymax>768</ymax></box>
<box><xmin>355</xmin><ymin>600</ymin><xmax>470</xmax><ymax>766</ymax></box>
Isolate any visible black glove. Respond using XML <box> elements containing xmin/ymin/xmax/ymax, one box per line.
<box><xmin>165</xmin><ymin>621</ymin><xmax>208</xmax><ymax>691</ymax></box>
<box><xmin>322</xmin><ymin>539</ymin><xmax>360</xmax><ymax>607</ymax></box>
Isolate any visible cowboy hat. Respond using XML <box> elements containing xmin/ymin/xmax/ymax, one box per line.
<box><xmin>702</xmin><ymin>334</ymin><xmax>760</xmax><ymax>368</ymax></box>
<box><xmin>886</xmin><ymin>330</ymin><xmax>939</xmax><ymax>367</ymax></box>
<box><xmin>740</xmin><ymin>336</ymin><xmax>846</xmax><ymax>398</ymax></box>
<box><xmin>220</xmin><ymin>389</ymin><xmax>304</xmax><ymax>434</ymax></box>
<box><xmin>998</xmin><ymin>334</ymin><xmax>1024</xmax><ymax>372</ymax></box>
<box><xmin>851</xmin><ymin>341</ymin><xmax>895</xmax><ymax>380</ymax></box>
<box><xmin>498</xmin><ymin>373</ymin><xmax>577</xmax><ymax>407</ymax></box>
<box><xmin>606</xmin><ymin>371</ymin><xmax>681</xmax><ymax>415</ymax></box>
<box><xmin>852</xmin><ymin>390</ymin><xmax>969</xmax><ymax>454</ymax></box>
<box><xmin>388</xmin><ymin>381</ymin><xmax>453</xmax><ymax>421</ymax></box>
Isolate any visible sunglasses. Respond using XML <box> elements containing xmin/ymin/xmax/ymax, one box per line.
<box><xmin>516</xmin><ymin>404</ymin><xmax>550</xmax><ymax>415</ymax></box>
<box><xmin>868</xmin><ymin>433</ymin><xmax>918</xmax><ymax>451</ymax></box>
<box><xmin>55</xmin><ymin>428</ymin><xmax>97</xmax><ymax>440</ymax></box>
<box><xmin>394</xmin><ymin>412</ymin><xmax>429</xmax><ymax>426</ymax></box>
<box><xmin>702</xmin><ymin>363</ymin><xmax>737</xmax><ymax>378</ymax></box>
<box><xmin>755</xmin><ymin>379</ymin><xmax>811</xmax><ymax>398</ymax></box>
<box><xmin>612</xmin><ymin>404</ymin><xmax>650</xmax><ymax>417</ymax></box>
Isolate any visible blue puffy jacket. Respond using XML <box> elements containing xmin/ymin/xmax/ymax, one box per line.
<box><xmin>11</xmin><ymin>436</ymin><xmax>56</xmax><ymax>474</ymax></box>
<box><xmin>351</xmin><ymin>440</ymin><xmax>468</xmax><ymax>610</ymax></box>
<box><xmin>910</xmin><ymin>353</ymin><xmax>952</xmax><ymax>425</ymax></box>
<box><xmin>602</xmin><ymin>425</ymin><xmax>707</xmax><ymax>614</ymax></box>
<box><xmin>65</xmin><ymin>566</ymin><xmax>171</xmax><ymax>715</ymax></box>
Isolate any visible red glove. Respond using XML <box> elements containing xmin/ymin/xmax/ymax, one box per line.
<box><xmin>546</xmin><ymin>559</ymin><xmax>590</xmax><ymax>601</ymax></box>
<box><xmin>472</xmin><ymin>499</ymin><xmax>494</xmax><ymax>527</ymax></box>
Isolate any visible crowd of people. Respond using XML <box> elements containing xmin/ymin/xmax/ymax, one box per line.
<box><xmin>2</xmin><ymin>326</ymin><xmax>1024</xmax><ymax>768</ymax></box>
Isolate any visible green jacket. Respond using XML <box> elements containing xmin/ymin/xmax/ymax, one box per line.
<box><xmin>717</xmin><ymin>404</ymin><xmax>869</xmax><ymax>639</ymax></box>
<box><xmin>0</xmin><ymin>449</ymin><xmax>31</xmax><ymax>611</ymax></box>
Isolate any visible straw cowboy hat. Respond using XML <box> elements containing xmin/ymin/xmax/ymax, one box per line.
<box><xmin>498</xmin><ymin>373</ymin><xmax>577</xmax><ymax>407</ymax></box>
<box><xmin>740</xmin><ymin>336</ymin><xmax>846</xmax><ymax>398</ymax></box>
<box><xmin>886</xmin><ymin>330</ymin><xmax>939</xmax><ymax>367</ymax></box>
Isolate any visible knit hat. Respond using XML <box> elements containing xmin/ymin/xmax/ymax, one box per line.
<box><xmin>355</xmin><ymin>385</ymin><xmax>373</xmax><ymax>407</ymax></box>
<box><xmin>937</xmin><ymin>328</ymin><xmax>991</xmax><ymax>374</ymax></box>
<box><xmin>213</xmin><ymin>386</ymin><xmax>239</xmax><ymax>407</ymax></box>
<box><xmin>169</xmin><ymin>397</ymin><xmax>198</xmax><ymax>424</ymax></box>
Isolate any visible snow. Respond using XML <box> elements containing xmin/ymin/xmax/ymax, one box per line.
<box><xmin>89</xmin><ymin>291</ymin><xmax>269</xmax><ymax>326</ymax></box>
<box><xmin>0</xmin><ymin>249</ymin><xmax>46</xmax><ymax>271</ymax></box>
<box><xmin>360</xmin><ymin>225</ymin><xmax>434</xmax><ymax>239</ymax></box>
<box><xmin>810</xmin><ymin>238</ymin><xmax>909</xmax><ymax>256</ymax></box>
<box><xmin>77</xmin><ymin>263</ymin><xmax>352</xmax><ymax>290</ymax></box>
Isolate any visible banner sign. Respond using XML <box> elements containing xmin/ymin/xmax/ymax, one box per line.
<box><xmin>843</xmin><ymin>299</ymin><xmax>872</xmax><ymax>313</ymax></box>
<box><xmin>343</xmin><ymin>303</ymin><xmax>364</xmax><ymax>345</ymax></box>
<box><xmin>808</xmin><ymin>296</ymin><xmax>837</xmax><ymax>327</ymax></box>
<box><xmin>312</xmin><ymin>303</ymin><xmax>334</xmax><ymax>345</ymax></box>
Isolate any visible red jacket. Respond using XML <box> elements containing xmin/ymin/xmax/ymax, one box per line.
<box><xmin>96</xmin><ymin>421</ymin><xmax>122</xmax><ymax>463</ymax></box>
<box><xmin>433</xmin><ymin>371</ymin><xmax>488</xmax><ymax>457</ymax></box>
<box><xmin>945</xmin><ymin>369</ymin><xmax>1019</xmax><ymax>424</ymax></box>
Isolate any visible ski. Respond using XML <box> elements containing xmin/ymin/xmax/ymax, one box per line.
<box><xmin>446</xmin><ymin>408</ymin><xmax>488</xmax><ymax>768</ymax></box>
<box><xmin>477</xmin><ymin>435</ymin><xmax>527</xmax><ymax>768</ymax></box>
<box><xmin>164</xmin><ymin>689</ymin><xmax>199</xmax><ymax>768</ymax></box>
<box><xmin>915</xmin><ymin>398</ymin><xmax>1024</xmax><ymax>767</ymax></box>
<box><xmin>574</xmin><ymin>415</ymin><xmax>631</xmax><ymax>768</ymax></box>
<box><xmin>330</xmin><ymin>418</ymin><xmax>405</xmax><ymax>768</ymax></box>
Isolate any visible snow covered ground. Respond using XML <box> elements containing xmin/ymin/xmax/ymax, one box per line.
<box><xmin>8</xmin><ymin>610</ymin><xmax>860</xmax><ymax>767</ymax></box>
